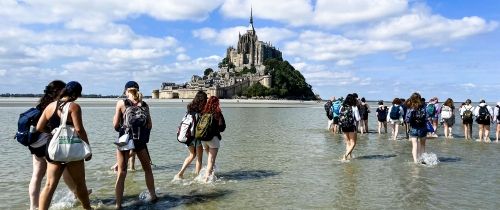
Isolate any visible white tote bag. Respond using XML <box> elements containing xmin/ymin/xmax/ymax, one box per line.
<box><xmin>47</xmin><ymin>102</ymin><xmax>92</xmax><ymax>162</ymax></box>
<box><xmin>115</xmin><ymin>130</ymin><xmax>135</xmax><ymax>151</ymax></box>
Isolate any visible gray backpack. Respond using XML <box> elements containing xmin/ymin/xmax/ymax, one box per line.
<box><xmin>123</xmin><ymin>99</ymin><xmax>149</xmax><ymax>140</ymax></box>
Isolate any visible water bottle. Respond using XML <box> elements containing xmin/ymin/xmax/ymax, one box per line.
<box><xmin>29</xmin><ymin>125</ymin><xmax>36</xmax><ymax>133</ymax></box>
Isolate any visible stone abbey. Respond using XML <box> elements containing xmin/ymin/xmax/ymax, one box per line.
<box><xmin>152</xmin><ymin>9</ymin><xmax>282</xmax><ymax>99</ymax></box>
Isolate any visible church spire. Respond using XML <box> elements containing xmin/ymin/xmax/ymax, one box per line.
<box><xmin>249</xmin><ymin>6</ymin><xmax>255</xmax><ymax>32</ymax></box>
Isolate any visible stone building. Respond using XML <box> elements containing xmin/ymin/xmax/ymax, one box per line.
<box><xmin>152</xmin><ymin>9</ymin><xmax>278</xmax><ymax>99</ymax></box>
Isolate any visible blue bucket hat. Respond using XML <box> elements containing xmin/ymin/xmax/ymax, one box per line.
<box><xmin>65</xmin><ymin>81</ymin><xmax>82</xmax><ymax>97</ymax></box>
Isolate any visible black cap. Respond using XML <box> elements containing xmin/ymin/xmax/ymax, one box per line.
<box><xmin>124</xmin><ymin>81</ymin><xmax>139</xmax><ymax>90</ymax></box>
<box><xmin>65</xmin><ymin>81</ymin><xmax>82</xmax><ymax>97</ymax></box>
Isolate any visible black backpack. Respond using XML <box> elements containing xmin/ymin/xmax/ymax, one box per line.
<box><xmin>377</xmin><ymin>106</ymin><xmax>388</xmax><ymax>121</ymax></box>
<box><xmin>339</xmin><ymin>105</ymin><xmax>355</xmax><ymax>129</ymax></box>
<box><xmin>476</xmin><ymin>106</ymin><xmax>490</xmax><ymax>124</ymax></box>
<box><xmin>324</xmin><ymin>100</ymin><xmax>333</xmax><ymax>120</ymax></box>
<box><xmin>462</xmin><ymin>107</ymin><xmax>473</xmax><ymax>121</ymax></box>
<box><xmin>359</xmin><ymin>104</ymin><xmax>369</xmax><ymax>119</ymax></box>
<box><xmin>15</xmin><ymin>107</ymin><xmax>42</xmax><ymax>146</ymax></box>
<box><xmin>409</xmin><ymin>107</ymin><xmax>426</xmax><ymax>127</ymax></box>
<box><xmin>497</xmin><ymin>105</ymin><xmax>500</xmax><ymax>121</ymax></box>
<box><xmin>123</xmin><ymin>99</ymin><xmax>150</xmax><ymax>141</ymax></box>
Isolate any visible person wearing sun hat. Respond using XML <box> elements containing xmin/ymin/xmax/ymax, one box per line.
<box><xmin>112</xmin><ymin>81</ymin><xmax>157</xmax><ymax>208</ymax></box>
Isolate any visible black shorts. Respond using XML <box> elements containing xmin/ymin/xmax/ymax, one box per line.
<box><xmin>29</xmin><ymin>145</ymin><xmax>46</xmax><ymax>157</ymax></box>
<box><xmin>132</xmin><ymin>139</ymin><xmax>147</xmax><ymax>152</ymax></box>
<box><xmin>341</xmin><ymin>126</ymin><xmax>357</xmax><ymax>133</ymax></box>
<box><xmin>462</xmin><ymin>119</ymin><xmax>473</xmax><ymax>124</ymax></box>
<box><xmin>333</xmin><ymin>117</ymin><xmax>339</xmax><ymax>124</ymax></box>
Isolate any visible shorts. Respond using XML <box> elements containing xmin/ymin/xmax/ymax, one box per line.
<box><xmin>378</xmin><ymin>118</ymin><xmax>387</xmax><ymax>123</ymax></box>
<box><xmin>443</xmin><ymin>117</ymin><xmax>455</xmax><ymax>126</ymax></box>
<box><xmin>29</xmin><ymin>145</ymin><xmax>46</xmax><ymax>157</ymax></box>
<box><xmin>462</xmin><ymin>119</ymin><xmax>473</xmax><ymax>124</ymax></box>
<box><xmin>333</xmin><ymin>117</ymin><xmax>339</xmax><ymax>124</ymax></box>
<box><xmin>341</xmin><ymin>125</ymin><xmax>357</xmax><ymax>133</ymax></box>
<box><xmin>389</xmin><ymin>119</ymin><xmax>402</xmax><ymax>125</ymax></box>
<box><xmin>202</xmin><ymin>136</ymin><xmax>220</xmax><ymax>149</ymax></box>
<box><xmin>132</xmin><ymin>139</ymin><xmax>147</xmax><ymax>152</ymax></box>
<box><xmin>409</xmin><ymin>127</ymin><xmax>427</xmax><ymax>138</ymax></box>
<box><xmin>187</xmin><ymin>139</ymin><xmax>202</xmax><ymax>147</ymax></box>
<box><xmin>476</xmin><ymin>120</ymin><xmax>490</xmax><ymax>126</ymax></box>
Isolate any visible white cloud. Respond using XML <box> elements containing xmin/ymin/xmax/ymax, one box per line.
<box><xmin>0</xmin><ymin>69</ymin><xmax>6</xmax><ymax>76</ymax></box>
<box><xmin>313</xmin><ymin>0</ymin><xmax>408</xmax><ymax>27</ymax></box>
<box><xmin>336</xmin><ymin>59</ymin><xmax>353</xmax><ymax>66</ymax></box>
<box><xmin>285</xmin><ymin>31</ymin><xmax>412</xmax><ymax>61</ymax></box>
<box><xmin>193</xmin><ymin>26</ymin><xmax>296</xmax><ymax>46</ymax></box>
<box><xmin>176</xmin><ymin>53</ymin><xmax>191</xmax><ymax>61</ymax></box>
<box><xmin>292</xmin><ymin>62</ymin><xmax>370</xmax><ymax>87</ymax></box>
<box><xmin>220</xmin><ymin>0</ymin><xmax>313</xmax><ymax>26</ymax></box>
<box><xmin>357</xmin><ymin>6</ymin><xmax>498</xmax><ymax>44</ymax></box>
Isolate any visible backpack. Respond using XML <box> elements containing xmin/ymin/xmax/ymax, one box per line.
<box><xmin>377</xmin><ymin>106</ymin><xmax>388</xmax><ymax>121</ymax></box>
<box><xmin>497</xmin><ymin>105</ymin><xmax>500</xmax><ymax>121</ymax></box>
<box><xmin>324</xmin><ymin>100</ymin><xmax>333</xmax><ymax>120</ymax></box>
<box><xmin>410</xmin><ymin>107</ymin><xmax>427</xmax><ymax>127</ymax></box>
<box><xmin>462</xmin><ymin>107</ymin><xmax>473</xmax><ymax>121</ymax></box>
<box><xmin>123</xmin><ymin>99</ymin><xmax>149</xmax><ymax>140</ymax></box>
<box><xmin>441</xmin><ymin>106</ymin><xmax>452</xmax><ymax>119</ymax></box>
<box><xmin>476</xmin><ymin>106</ymin><xmax>490</xmax><ymax>124</ymax></box>
<box><xmin>15</xmin><ymin>107</ymin><xmax>42</xmax><ymax>146</ymax></box>
<box><xmin>389</xmin><ymin>105</ymin><xmax>401</xmax><ymax>120</ymax></box>
<box><xmin>195</xmin><ymin>113</ymin><xmax>214</xmax><ymax>141</ymax></box>
<box><xmin>332</xmin><ymin>101</ymin><xmax>342</xmax><ymax>118</ymax></box>
<box><xmin>426</xmin><ymin>104</ymin><xmax>436</xmax><ymax>116</ymax></box>
<box><xmin>339</xmin><ymin>105</ymin><xmax>355</xmax><ymax>129</ymax></box>
<box><xmin>177</xmin><ymin>112</ymin><xmax>196</xmax><ymax>144</ymax></box>
<box><xmin>359</xmin><ymin>104</ymin><xmax>368</xmax><ymax>119</ymax></box>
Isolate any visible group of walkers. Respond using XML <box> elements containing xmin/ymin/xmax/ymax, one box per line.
<box><xmin>324</xmin><ymin>93</ymin><xmax>500</xmax><ymax>163</ymax></box>
<box><xmin>22</xmin><ymin>80</ymin><xmax>226</xmax><ymax>210</ymax></box>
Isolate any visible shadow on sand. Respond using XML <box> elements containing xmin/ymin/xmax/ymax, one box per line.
<box><xmin>356</xmin><ymin>154</ymin><xmax>397</xmax><ymax>160</ymax></box>
<box><xmin>217</xmin><ymin>169</ymin><xmax>281</xmax><ymax>181</ymax></box>
<box><xmin>437</xmin><ymin>157</ymin><xmax>462</xmax><ymax>162</ymax></box>
<box><xmin>96</xmin><ymin>189</ymin><xmax>234</xmax><ymax>209</ymax></box>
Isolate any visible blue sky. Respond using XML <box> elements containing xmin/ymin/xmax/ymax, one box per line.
<box><xmin>0</xmin><ymin>0</ymin><xmax>499</xmax><ymax>102</ymax></box>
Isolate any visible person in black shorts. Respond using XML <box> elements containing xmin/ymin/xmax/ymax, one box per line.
<box><xmin>339</xmin><ymin>94</ymin><xmax>360</xmax><ymax>160</ymax></box>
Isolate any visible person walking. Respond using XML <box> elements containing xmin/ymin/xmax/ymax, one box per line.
<box><xmin>494</xmin><ymin>102</ymin><xmax>500</xmax><ymax>143</ymax></box>
<box><xmin>427</xmin><ymin>97</ymin><xmax>441</xmax><ymax>138</ymax></box>
<box><xmin>405</xmin><ymin>93</ymin><xmax>428</xmax><ymax>164</ymax></box>
<box><xmin>359</xmin><ymin>97</ymin><xmax>370</xmax><ymax>134</ymax></box>
<box><xmin>339</xmin><ymin>94</ymin><xmax>360</xmax><ymax>160</ymax></box>
<box><xmin>112</xmin><ymin>81</ymin><xmax>157</xmax><ymax>208</ymax></box>
<box><xmin>36</xmin><ymin>81</ymin><xmax>92</xmax><ymax>210</ymax></box>
<box><xmin>460</xmin><ymin>99</ymin><xmax>474</xmax><ymax>140</ymax></box>
<box><xmin>440</xmin><ymin>98</ymin><xmax>455</xmax><ymax>139</ymax></box>
<box><xmin>175</xmin><ymin>91</ymin><xmax>207</xmax><ymax>179</ymax></box>
<box><xmin>376</xmin><ymin>101</ymin><xmax>388</xmax><ymax>134</ymax></box>
<box><xmin>474</xmin><ymin>99</ymin><xmax>493</xmax><ymax>142</ymax></box>
<box><xmin>387</xmin><ymin>98</ymin><xmax>404</xmax><ymax>140</ymax></box>
<box><xmin>199</xmin><ymin>96</ymin><xmax>226</xmax><ymax>182</ymax></box>
<box><xmin>28</xmin><ymin>80</ymin><xmax>84</xmax><ymax>210</ymax></box>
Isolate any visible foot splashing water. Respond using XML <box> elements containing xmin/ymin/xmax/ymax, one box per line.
<box><xmin>420</xmin><ymin>152</ymin><xmax>439</xmax><ymax>166</ymax></box>
<box><xmin>50</xmin><ymin>189</ymin><xmax>76</xmax><ymax>209</ymax></box>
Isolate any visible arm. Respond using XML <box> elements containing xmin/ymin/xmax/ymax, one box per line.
<box><xmin>36</xmin><ymin>103</ymin><xmax>52</xmax><ymax>133</ymax></box>
<box><xmin>146</xmin><ymin>105</ymin><xmax>152</xmax><ymax>129</ymax></box>
<box><xmin>113</xmin><ymin>100</ymin><xmax>124</xmax><ymax>131</ymax></box>
<box><xmin>399</xmin><ymin>106</ymin><xmax>404</xmax><ymax>121</ymax></box>
<box><xmin>353</xmin><ymin>107</ymin><xmax>360</xmax><ymax>122</ymax></box>
<box><xmin>387</xmin><ymin>106</ymin><xmax>391</xmax><ymax>122</ymax></box>
<box><xmin>70</xmin><ymin>103</ymin><xmax>89</xmax><ymax>145</ymax></box>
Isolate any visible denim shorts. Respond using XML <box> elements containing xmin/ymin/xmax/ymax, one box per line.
<box><xmin>187</xmin><ymin>139</ymin><xmax>202</xmax><ymax>147</ymax></box>
<box><xmin>409</xmin><ymin>127</ymin><xmax>427</xmax><ymax>138</ymax></box>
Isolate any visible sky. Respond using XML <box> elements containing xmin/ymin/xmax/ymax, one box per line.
<box><xmin>0</xmin><ymin>0</ymin><xmax>499</xmax><ymax>102</ymax></box>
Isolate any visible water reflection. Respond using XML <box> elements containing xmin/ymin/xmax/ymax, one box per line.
<box><xmin>217</xmin><ymin>170</ymin><xmax>280</xmax><ymax>181</ymax></box>
<box><xmin>335</xmin><ymin>163</ymin><xmax>361</xmax><ymax>209</ymax></box>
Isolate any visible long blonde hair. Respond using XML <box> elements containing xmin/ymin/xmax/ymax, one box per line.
<box><xmin>126</xmin><ymin>88</ymin><xmax>143</xmax><ymax>102</ymax></box>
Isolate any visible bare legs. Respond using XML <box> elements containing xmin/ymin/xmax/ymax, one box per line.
<box><xmin>115</xmin><ymin>150</ymin><xmax>129</xmax><ymax>209</ymax></box>
<box><xmin>391</xmin><ymin>123</ymin><xmax>400</xmax><ymax>140</ymax></box>
<box><xmin>204</xmin><ymin>147</ymin><xmax>219</xmax><ymax>182</ymax></box>
<box><xmin>410</xmin><ymin>137</ymin><xmax>427</xmax><ymax>163</ymax></box>
<box><xmin>496</xmin><ymin>123</ymin><xmax>500</xmax><ymax>143</ymax></box>
<box><xmin>39</xmin><ymin>161</ymin><xmax>91</xmax><ymax>210</ymax></box>
<box><xmin>29</xmin><ymin>155</ymin><xmax>47</xmax><ymax>210</ymax></box>
<box><xmin>342</xmin><ymin>131</ymin><xmax>357</xmax><ymax>160</ymax></box>
<box><xmin>176</xmin><ymin>145</ymin><xmax>203</xmax><ymax>178</ymax></box>
<box><xmin>478</xmin><ymin>124</ymin><xmax>491</xmax><ymax>142</ymax></box>
<box><xmin>463</xmin><ymin>123</ymin><xmax>472</xmax><ymax>140</ymax></box>
<box><xmin>136</xmin><ymin>149</ymin><xmax>157</xmax><ymax>202</ymax></box>
<box><xmin>378</xmin><ymin>121</ymin><xmax>387</xmax><ymax>134</ymax></box>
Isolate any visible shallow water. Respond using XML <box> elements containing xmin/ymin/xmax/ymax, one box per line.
<box><xmin>0</xmin><ymin>100</ymin><xmax>499</xmax><ymax>209</ymax></box>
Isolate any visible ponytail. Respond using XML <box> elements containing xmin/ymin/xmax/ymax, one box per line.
<box><xmin>126</xmin><ymin>88</ymin><xmax>143</xmax><ymax>102</ymax></box>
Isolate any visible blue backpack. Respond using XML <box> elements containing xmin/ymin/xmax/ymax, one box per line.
<box><xmin>426</xmin><ymin>104</ymin><xmax>436</xmax><ymax>116</ymax></box>
<box><xmin>332</xmin><ymin>101</ymin><xmax>342</xmax><ymax>118</ymax></box>
<box><xmin>15</xmin><ymin>107</ymin><xmax>42</xmax><ymax>146</ymax></box>
<box><xmin>390</xmin><ymin>105</ymin><xmax>401</xmax><ymax>120</ymax></box>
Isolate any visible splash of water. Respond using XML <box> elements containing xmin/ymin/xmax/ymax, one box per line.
<box><xmin>50</xmin><ymin>188</ymin><xmax>76</xmax><ymax>209</ymax></box>
<box><xmin>420</xmin><ymin>152</ymin><xmax>439</xmax><ymax>166</ymax></box>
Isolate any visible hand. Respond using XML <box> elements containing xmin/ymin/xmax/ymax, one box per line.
<box><xmin>85</xmin><ymin>154</ymin><xmax>92</xmax><ymax>161</ymax></box>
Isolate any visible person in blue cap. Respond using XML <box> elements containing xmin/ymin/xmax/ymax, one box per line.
<box><xmin>36</xmin><ymin>81</ymin><xmax>92</xmax><ymax>210</ymax></box>
<box><xmin>112</xmin><ymin>81</ymin><xmax>157</xmax><ymax>208</ymax></box>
